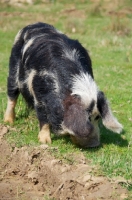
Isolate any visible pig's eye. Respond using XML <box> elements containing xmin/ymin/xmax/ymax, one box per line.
<box><xmin>95</xmin><ymin>115</ymin><xmax>100</xmax><ymax>120</ymax></box>
<box><xmin>89</xmin><ymin>116</ymin><xmax>91</xmax><ymax>121</ymax></box>
<box><xmin>86</xmin><ymin>100</ymin><xmax>95</xmax><ymax>114</ymax></box>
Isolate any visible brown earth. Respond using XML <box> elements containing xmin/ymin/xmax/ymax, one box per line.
<box><xmin>0</xmin><ymin>124</ymin><xmax>128</xmax><ymax>200</ymax></box>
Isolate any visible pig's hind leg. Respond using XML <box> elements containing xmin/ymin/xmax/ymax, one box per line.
<box><xmin>4</xmin><ymin>43</ymin><xmax>21</xmax><ymax>124</ymax></box>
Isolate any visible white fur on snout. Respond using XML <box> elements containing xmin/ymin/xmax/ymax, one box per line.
<box><xmin>58</xmin><ymin>122</ymin><xmax>75</xmax><ymax>136</ymax></box>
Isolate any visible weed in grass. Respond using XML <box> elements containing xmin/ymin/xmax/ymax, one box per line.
<box><xmin>87</xmin><ymin>0</ymin><xmax>103</xmax><ymax>17</ymax></box>
<box><xmin>34</xmin><ymin>0</ymin><xmax>56</xmax><ymax>5</ymax></box>
<box><xmin>44</xmin><ymin>195</ymin><xmax>56</xmax><ymax>200</ymax></box>
<box><xmin>109</xmin><ymin>14</ymin><xmax>131</xmax><ymax>36</ymax></box>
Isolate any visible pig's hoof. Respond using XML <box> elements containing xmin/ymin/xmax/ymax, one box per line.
<box><xmin>38</xmin><ymin>130</ymin><xmax>51</xmax><ymax>144</ymax></box>
<box><xmin>4</xmin><ymin>112</ymin><xmax>15</xmax><ymax>124</ymax></box>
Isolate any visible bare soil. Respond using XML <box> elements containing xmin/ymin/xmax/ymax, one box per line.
<box><xmin>0</xmin><ymin>124</ymin><xmax>128</xmax><ymax>200</ymax></box>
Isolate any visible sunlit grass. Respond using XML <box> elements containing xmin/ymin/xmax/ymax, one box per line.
<box><xmin>0</xmin><ymin>0</ymin><xmax>132</xmax><ymax>196</ymax></box>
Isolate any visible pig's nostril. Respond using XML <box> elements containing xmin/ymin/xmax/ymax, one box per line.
<box><xmin>95</xmin><ymin>115</ymin><xmax>100</xmax><ymax>121</ymax></box>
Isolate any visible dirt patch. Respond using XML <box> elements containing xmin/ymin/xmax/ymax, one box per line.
<box><xmin>0</xmin><ymin>11</ymin><xmax>33</xmax><ymax>18</ymax></box>
<box><xmin>60</xmin><ymin>7</ymin><xmax>86</xmax><ymax>19</ymax></box>
<box><xmin>0</xmin><ymin>124</ymin><xmax>128</xmax><ymax>200</ymax></box>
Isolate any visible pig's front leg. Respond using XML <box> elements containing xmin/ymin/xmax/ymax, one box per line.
<box><xmin>35</xmin><ymin>106</ymin><xmax>51</xmax><ymax>144</ymax></box>
<box><xmin>38</xmin><ymin>123</ymin><xmax>51</xmax><ymax>144</ymax></box>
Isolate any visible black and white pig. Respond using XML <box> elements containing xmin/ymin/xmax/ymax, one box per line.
<box><xmin>4</xmin><ymin>22</ymin><xmax>123</xmax><ymax>147</ymax></box>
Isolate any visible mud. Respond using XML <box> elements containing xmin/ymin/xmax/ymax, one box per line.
<box><xmin>0</xmin><ymin>124</ymin><xmax>128</xmax><ymax>200</ymax></box>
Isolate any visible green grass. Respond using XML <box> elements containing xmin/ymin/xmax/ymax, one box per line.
<box><xmin>0</xmin><ymin>0</ymin><xmax>132</xmax><ymax>196</ymax></box>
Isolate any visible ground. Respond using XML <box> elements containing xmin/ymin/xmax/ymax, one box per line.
<box><xmin>0</xmin><ymin>124</ymin><xmax>128</xmax><ymax>200</ymax></box>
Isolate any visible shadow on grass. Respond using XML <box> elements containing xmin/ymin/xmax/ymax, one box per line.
<box><xmin>14</xmin><ymin>107</ymin><xmax>128</xmax><ymax>150</ymax></box>
<box><xmin>52</xmin><ymin>125</ymin><xmax>128</xmax><ymax>152</ymax></box>
<box><xmin>100</xmin><ymin>127</ymin><xmax>128</xmax><ymax>147</ymax></box>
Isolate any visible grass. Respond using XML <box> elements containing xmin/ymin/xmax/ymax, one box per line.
<box><xmin>0</xmin><ymin>0</ymin><xmax>132</xmax><ymax>196</ymax></box>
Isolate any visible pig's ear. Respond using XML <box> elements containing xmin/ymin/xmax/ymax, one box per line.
<box><xmin>97</xmin><ymin>91</ymin><xmax>123</xmax><ymax>133</ymax></box>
